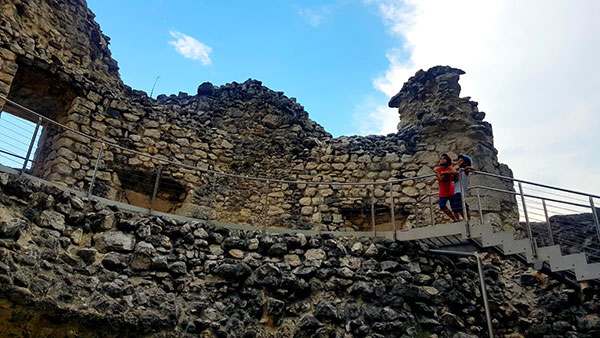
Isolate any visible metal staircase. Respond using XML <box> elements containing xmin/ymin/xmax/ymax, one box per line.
<box><xmin>396</xmin><ymin>219</ymin><xmax>600</xmax><ymax>281</ymax></box>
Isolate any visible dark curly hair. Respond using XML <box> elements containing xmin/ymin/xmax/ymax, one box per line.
<box><xmin>440</xmin><ymin>153</ymin><xmax>452</xmax><ymax>166</ymax></box>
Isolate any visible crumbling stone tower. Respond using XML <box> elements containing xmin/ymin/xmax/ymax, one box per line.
<box><xmin>389</xmin><ymin>66</ymin><xmax>518</xmax><ymax>227</ymax></box>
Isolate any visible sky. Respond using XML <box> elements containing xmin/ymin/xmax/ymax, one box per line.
<box><xmin>33</xmin><ymin>0</ymin><xmax>600</xmax><ymax>197</ymax></box>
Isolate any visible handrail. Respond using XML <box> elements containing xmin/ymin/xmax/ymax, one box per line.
<box><xmin>1</xmin><ymin>95</ymin><xmax>436</xmax><ymax>187</ymax></box>
<box><xmin>470</xmin><ymin>185</ymin><xmax>590</xmax><ymax>209</ymax></box>
<box><xmin>473</xmin><ymin>170</ymin><xmax>600</xmax><ymax>200</ymax></box>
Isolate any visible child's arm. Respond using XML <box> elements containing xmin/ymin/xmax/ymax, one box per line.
<box><xmin>445</xmin><ymin>166</ymin><xmax>458</xmax><ymax>180</ymax></box>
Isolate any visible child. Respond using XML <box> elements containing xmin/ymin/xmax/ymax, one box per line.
<box><xmin>452</xmin><ymin>154</ymin><xmax>475</xmax><ymax>220</ymax></box>
<box><xmin>435</xmin><ymin>154</ymin><xmax>458</xmax><ymax>222</ymax></box>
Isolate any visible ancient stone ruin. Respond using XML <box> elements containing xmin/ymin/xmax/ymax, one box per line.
<box><xmin>1</xmin><ymin>1</ymin><xmax>599</xmax><ymax>338</ymax></box>
<box><xmin>0</xmin><ymin>1</ymin><xmax>517</xmax><ymax>232</ymax></box>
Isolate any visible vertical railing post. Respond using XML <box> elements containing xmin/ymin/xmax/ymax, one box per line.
<box><xmin>21</xmin><ymin>116</ymin><xmax>41</xmax><ymax>176</ymax></box>
<box><xmin>542</xmin><ymin>199</ymin><xmax>554</xmax><ymax>246</ymax></box>
<box><xmin>518</xmin><ymin>182</ymin><xmax>537</xmax><ymax>258</ymax></box>
<box><xmin>370</xmin><ymin>184</ymin><xmax>376</xmax><ymax>237</ymax></box>
<box><xmin>476</xmin><ymin>188</ymin><xmax>484</xmax><ymax>226</ymax></box>
<box><xmin>459</xmin><ymin>169</ymin><xmax>470</xmax><ymax>238</ymax></box>
<box><xmin>429</xmin><ymin>249</ymin><xmax>494</xmax><ymax>338</ymax></box>
<box><xmin>88</xmin><ymin>143</ymin><xmax>104</xmax><ymax>196</ymax></box>
<box><xmin>389</xmin><ymin>182</ymin><xmax>396</xmax><ymax>241</ymax></box>
<box><xmin>150</xmin><ymin>165</ymin><xmax>162</xmax><ymax>214</ymax></box>
<box><xmin>428</xmin><ymin>194</ymin><xmax>435</xmax><ymax>226</ymax></box>
<box><xmin>263</xmin><ymin>180</ymin><xmax>270</xmax><ymax>232</ymax></box>
<box><xmin>475</xmin><ymin>253</ymin><xmax>495</xmax><ymax>338</ymax></box>
<box><xmin>590</xmin><ymin>196</ymin><xmax>600</xmax><ymax>243</ymax></box>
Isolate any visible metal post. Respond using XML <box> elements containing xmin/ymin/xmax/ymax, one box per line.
<box><xmin>475</xmin><ymin>254</ymin><xmax>494</xmax><ymax>338</ymax></box>
<box><xmin>389</xmin><ymin>183</ymin><xmax>396</xmax><ymax>241</ymax></box>
<box><xmin>20</xmin><ymin>116</ymin><xmax>41</xmax><ymax>176</ymax></box>
<box><xmin>149</xmin><ymin>165</ymin><xmax>162</xmax><ymax>214</ymax></box>
<box><xmin>88</xmin><ymin>144</ymin><xmax>104</xmax><ymax>196</ymax></box>
<box><xmin>590</xmin><ymin>196</ymin><xmax>600</xmax><ymax>242</ymax></box>
<box><xmin>518</xmin><ymin>182</ymin><xmax>537</xmax><ymax>258</ymax></box>
<box><xmin>477</xmin><ymin>188</ymin><xmax>484</xmax><ymax>226</ymax></box>
<box><xmin>263</xmin><ymin>180</ymin><xmax>270</xmax><ymax>232</ymax></box>
<box><xmin>371</xmin><ymin>185</ymin><xmax>376</xmax><ymax>237</ymax></box>
<box><xmin>542</xmin><ymin>199</ymin><xmax>554</xmax><ymax>246</ymax></box>
<box><xmin>428</xmin><ymin>249</ymin><xmax>494</xmax><ymax>338</ymax></box>
<box><xmin>428</xmin><ymin>194</ymin><xmax>435</xmax><ymax>226</ymax></box>
<box><xmin>459</xmin><ymin>169</ymin><xmax>470</xmax><ymax>238</ymax></box>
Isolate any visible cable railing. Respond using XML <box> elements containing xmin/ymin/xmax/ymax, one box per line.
<box><xmin>1</xmin><ymin>95</ymin><xmax>599</xmax><ymax>262</ymax></box>
<box><xmin>470</xmin><ymin>171</ymin><xmax>600</xmax><ymax>263</ymax></box>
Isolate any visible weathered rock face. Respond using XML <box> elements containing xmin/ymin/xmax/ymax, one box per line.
<box><xmin>389</xmin><ymin>66</ymin><xmax>518</xmax><ymax>227</ymax></box>
<box><xmin>9</xmin><ymin>171</ymin><xmax>600</xmax><ymax>336</ymax></box>
<box><xmin>0</xmin><ymin>1</ymin><xmax>517</xmax><ymax>231</ymax></box>
<box><xmin>1</xmin><ymin>174</ymin><xmax>599</xmax><ymax>337</ymax></box>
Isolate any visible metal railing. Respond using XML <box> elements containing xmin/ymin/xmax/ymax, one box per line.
<box><xmin>1</xmin><ymin>95</ymin><xmax>599</xmax><ymax>261</ymax></box>
<box><xmin>470</xmin><ymin>171</ymin><xmax>600</xmax><ymax>262</ymax></box>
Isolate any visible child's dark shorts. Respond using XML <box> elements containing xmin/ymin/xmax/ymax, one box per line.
<box><xmin>438</xmin><ymin>196</ymin><xmax>452</xmax><ymax>210</ymax></box>
<box><xmin>451</xmin><ymin>193</ymin><xmax>469</xmax><ymax>213</ymax></box>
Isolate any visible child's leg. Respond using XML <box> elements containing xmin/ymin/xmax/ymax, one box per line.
<box><xmin>444</xmin><ymin>208</ymin><xmax>458</xmax><ymax>222</ymax></box>
<box><xmin>439</xmin><ymin>197</ymin><xmax>458</xmax><ymax>222</ymax></box>
<box><xmin>451</xmin><ymin>194</ymin><xmax>464</xmax><ymax>220</ymax></box>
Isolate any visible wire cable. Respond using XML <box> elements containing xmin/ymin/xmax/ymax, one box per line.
<box><xmin>0</xmin><ymin>124</ymin><xmax>35</xmax><ymax>140</ymax></box>
<box><xmin>0</xmin><ymin>131</ymin><xmax>33</xmax><ymax>147</ymax></box>
<box><xmin>0</xmin><ymin>115</ymin><xmax>38</xmax><ymax>133</ymax></box>
<box><xmin>523</xmin><ymin>186</ymin><xmax>589</xmax><ymax>203</ymax></box>
<box><xmin>0</xmin><ymin>153</ymin><xmax>23</xmax><ymax>166</ymax></box>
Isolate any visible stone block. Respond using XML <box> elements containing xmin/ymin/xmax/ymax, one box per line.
<box><xmin>301</xmin><ymin>206</ymin><xmax>313</xmax><ymax>215</ymax></box>
<box><xmin>94</xmin><ymin>231</ymin><xmax>136</xmax><ymax>253</ymax></box>
<box><xmin>143</xmin><ymin>129</ymin><xmax>161</xmax><ymax>139</ymax></box>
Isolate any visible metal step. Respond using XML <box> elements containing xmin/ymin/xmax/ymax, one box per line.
<box><xmin>399</xmin><ymin>222</ymin><xmax>600</xmax><ymax>281</ymax></box>
<box><xmin>574</xmin><ymin>262</ymin><xmax>600</xmax><ymax>281</ymax></box>
<box><xmin>395</xmin><ymin>221</ymin><xmax>467</xmax><ymax>241</ymax></box>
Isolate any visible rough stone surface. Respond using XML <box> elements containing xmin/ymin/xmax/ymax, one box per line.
<box><xmin>0</xmin><ymin>175</ymin><xmax>597</xmax><ymax>337</ymax></box>
<box><xmin>93</xmin><ymin>231</ymin><xmax>136</xmax><ymax>252</ymax></box>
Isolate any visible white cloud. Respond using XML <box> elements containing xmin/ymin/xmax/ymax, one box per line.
<box><xmin>298</xmin><ymin>6</ymin><xmax>332</xmax><ymax>27</ymax></box>
<box><xmin>365</xmin><ymin>0</ymin><xmax>600</xmax><ymax>195</ymax></box>
<box><xmin>353</xmin><ymin>95</ymin><xmax>399</xmax><ymax>135</ymax></box>
<box><xmin>168</xmin><ymin>30</ymin><xmax>212</xmax><ymax>65</ymax></box>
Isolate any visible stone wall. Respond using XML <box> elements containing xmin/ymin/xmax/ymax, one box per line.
<box><xmin>0</xmin><ymin>0</ymin><xmax>518</xmax><ymax>231</ymax></box>
<box><xmin>0</xmin><ymin>173</ymin><xmax>598</xmax><ymax>337</ymax></box>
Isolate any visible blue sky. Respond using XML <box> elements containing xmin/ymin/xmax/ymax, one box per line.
<box><xmin>87</xmin><ymin>0</ymin><xmax>397</xmax><ymax>137</ymax></box>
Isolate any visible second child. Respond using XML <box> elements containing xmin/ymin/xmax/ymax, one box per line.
<box><xmin>452</xmin><ymin>154</ymin><xmax>476</xmax><ymax>220</ymax></box>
